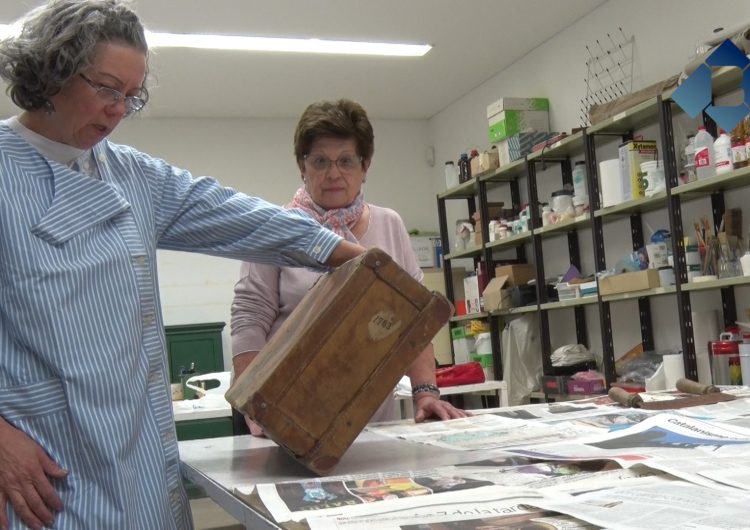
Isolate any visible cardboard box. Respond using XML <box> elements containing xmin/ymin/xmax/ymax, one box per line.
<box><xmin>597</xmin><ymin>268</ymin><xmax>660</xmax><ymax>296</ymax></box>
<box><xmin>463</xmin><ymin>275</ymin><xmax>481</xmax><ymax>314</ymax></box>
<box><xmin>618</xmin><ymin>140</ymin><xmax>657</xmax><ymax>201</ymax></box>
<box><xmin>488</xmin><ymin>110</ymin><xmax>550</xmax><ymax>143</ymax></box>
<box><xmin>486</xmin><ymin>97</ymin><xmax>550</xmax><ymax>119</ymax></box>
<box><xmin>494</xmin><ymin>131</ymin><xmax>555</xmax><ymax>166</ymax></box>
<box><xmin>469</xmin><ymin>149</ymin><xmax>500</xmax><ymax>176</ymax></box>
<box><xmin>494</xmin><ymin>264</ymin><xmax>536</xmax><ymax>287</ymax></box>
<box><xmin>409</xmin><ymin>235</ymin><xmax>440</xmax><ymax>268</ymax></box>
<box><xmin>225</xmin><ymin>248</ymin><xmax>452</xmax><ymax>475</ymax></box>
<box><xmin>482</xmin><ymin>275</ymin><xmax>512</xmax><ymax>312</ymax></box>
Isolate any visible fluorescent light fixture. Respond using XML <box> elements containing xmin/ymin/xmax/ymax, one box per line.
<box><xmin>0</xmin><ymin>24</ymin><xmax>430</xmax><ymax>57</ymax></box>
<box><xmin>145</xmin><ymin>31</ymin><xmax>431</xmax><ymax>57</ymax></box>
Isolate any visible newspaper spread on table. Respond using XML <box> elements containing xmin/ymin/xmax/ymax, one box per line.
<box><xmin>245</xmin><ymin>387</ymin><xmax>750</xmax><ymax>529</ymax></box>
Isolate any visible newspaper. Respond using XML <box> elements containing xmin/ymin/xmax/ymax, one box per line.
<box><xmin>247</xmin><ymin>396</ymin><xmax>750</xmax><ymax>528</ymax></box>
<box><xmin>527</xmin><ymin>481</ymin><xmax>750</xmax><ymax>530</ymax></box>
<box><xmin>503</xmin><ymin>412</ymin><xmax>750</xmax><ymax>468</ymax></box>
<box><xmin>307</xmin><ymin>494</ymin><xmax>597</xmax><ymax>530</ymax></box>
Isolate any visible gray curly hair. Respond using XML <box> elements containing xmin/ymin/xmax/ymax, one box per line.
<box><xmin>0</xmin><ymin>0</ymin><xmax>149</xmax><ymax>112</ymax></box>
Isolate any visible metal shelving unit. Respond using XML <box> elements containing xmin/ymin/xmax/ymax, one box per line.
<box><xmin>435</xmin><ymin>64</ymin><xmax>747</xmax><ymax>391</ymax></box>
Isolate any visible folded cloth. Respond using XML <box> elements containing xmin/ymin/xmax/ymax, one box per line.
<box><xmin>436</xmin><ymin>362</ymin><xmax>486</xmax><ymax>388</ymax></box>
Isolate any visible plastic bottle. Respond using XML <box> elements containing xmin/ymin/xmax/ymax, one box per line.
<box><xmin>458</xmin><ymin>153</ymin><xmax>470</xmax><ymax>183</ymax></box>
<box><xmin>694</xmin><ymin>126</ymin><xmax>715</xmax><ymax>179</ymax></box>
<box><xmin>683</xmin><ymin>134</ymin><xmax>696</xmax><ymax>182</ymax></box>
<box><xmin>732</xmin><ymin>122</ymin><xmax>747</xmax><ymax>169</ymax></box>
<box><xmin>572</xmin><ymin>161</ymin><xmax>588</xmax><ymax>201</ymax></box>
<box><xmin>713</xmin><ymin>129</ymin><xmax>734</xmax><ymax>174</ymax></box>
<box><xmin>444</xmin><ymin>161</ymin><xmax>459</xmax><ymax>189</ymax></box>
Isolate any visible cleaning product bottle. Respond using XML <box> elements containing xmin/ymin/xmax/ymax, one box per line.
<box><xmin>713</xmin><ymin>129</ymin><xmax>734</xmax><ymax>174</ymax></box>
<box><xmin>694</xmin><ymin>126</ymin><xmax>715</xmax><ymax>179</ymax></box>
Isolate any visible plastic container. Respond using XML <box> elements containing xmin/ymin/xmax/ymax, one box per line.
<box><xmin>741</xmin><ymin>251</ymin><xmax>750</xmax><ymax>276</ymax></box>
<box><xmin>572</xmin><ymin>161</ymin><xmax>588</xmax><ymax>200</ymax></box>
<box><xmin>444</xmin><ymin>161</ymin><xmax>459</xmax><ymax>189</ymax></box>
<box><xmin>710</xmin><ymin>335</ymin><xmax>740</xmax><ymax>385</ymax></box>
<box><xmin>694</xmin><ymin>126</ymin><xmax>715</xmax><ymax>179</ymax></box>
<box><xmin>572</xmin><ymin>194</ymin><xmax>588</xmax><ymax>215</ymax></box>
<box><xmin>640</xmin><ymin>160</ymin><xmax>665</xmax><ymax>196</ymax></box>
<box><xmin>713</xmin><ymin>129</ymin><xmax>734</xmax><ymax>174</ymax></box>
<box><xmin>550</xmin><ymin>189</ymin><xmax>573</xmax><ymax>214</ymax></box>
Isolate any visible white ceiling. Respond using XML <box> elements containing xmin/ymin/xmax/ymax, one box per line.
<box><xmin>0</xmin><ymin>0</ymin><xmax>607</xmax><ymax>120</ymax></box>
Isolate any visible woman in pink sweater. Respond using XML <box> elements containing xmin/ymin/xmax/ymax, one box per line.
<box><xmin>231</xmin><ymin>99</ymin><xmax>468</xmax><ymax>434</ymax></box>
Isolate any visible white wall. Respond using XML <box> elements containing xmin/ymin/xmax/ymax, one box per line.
<box><xmin>111</xmin><ymin>117</ymin><xmax>435</xmax><ymax>367</ymax></box>
<box><xmin>428</xmin><ymin>0</ymin><xmax>750</xmax><ymax>362</ymax></box>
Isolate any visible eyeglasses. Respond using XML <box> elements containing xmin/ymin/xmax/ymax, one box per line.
<box><xmin>304</xmin><ymin>154</ymin><xmax>363</xmax><ymax>173</ymax></box>
<box><xmin>79</xmin><ymin>73</ymin><xmax>147</xmax><ymax>117</ymax></box>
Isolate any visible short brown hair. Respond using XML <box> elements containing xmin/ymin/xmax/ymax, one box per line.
<box><xmin>294</xmin><ymin>98</ymin><xmax>374</xmax><ymax>168</ymax></box>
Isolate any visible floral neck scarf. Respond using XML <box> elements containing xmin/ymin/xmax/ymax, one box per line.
<box><xmin>287</xmin><ymin>186</ymin><xmax>364</xmax><ymax>243</ymax></box>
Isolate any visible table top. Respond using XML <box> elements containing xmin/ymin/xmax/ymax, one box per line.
<box><xmin>179</xmin><ymin>430</ymin><xmax>477</xmax><ymax>488</ymax></box>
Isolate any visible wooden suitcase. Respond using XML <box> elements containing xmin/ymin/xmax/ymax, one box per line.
<box><xmin>225</xmin><ymin>247</ymin><xmax>453</xmax><ymax>474</ymax></box>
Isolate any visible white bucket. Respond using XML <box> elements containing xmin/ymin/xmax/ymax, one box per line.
<box><xmin>640</xmin><ymin>160</ymin><xmax>665</xmax><ymax>197</ymax></box>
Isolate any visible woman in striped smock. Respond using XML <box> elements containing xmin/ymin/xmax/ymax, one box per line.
<box><xmin>0</xmin><ymin>1</ymin><xmax>365</xmax><ymax>529</ymax></box>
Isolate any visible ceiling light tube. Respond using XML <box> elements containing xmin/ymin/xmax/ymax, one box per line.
<box><xmin>0</xmin><ymin>24</ymin><xmax>431</xmax><ymax>57</ymax></box>
<box><xmin>144</xmin><ymin>31</ymin><xmax>431</xmax><ymax>57</ymax></box>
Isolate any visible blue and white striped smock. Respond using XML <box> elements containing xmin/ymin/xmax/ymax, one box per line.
<box><xmin>0</xmin><ymin>124</ymin><xmax>342</xmax><ymax>529</ymax></box>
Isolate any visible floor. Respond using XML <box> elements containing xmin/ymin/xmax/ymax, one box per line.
<box><xmin>190</xmin><ymin>497</ymin><xmax>244</xmax><ymax>530</ymax></box>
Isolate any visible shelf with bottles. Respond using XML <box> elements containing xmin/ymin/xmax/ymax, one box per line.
<box><xmin>593</xmin><ymin>191</ymin><xmax>667</xmax><ymax>219</ymax></box>
<box><xmin>681</xmin><ymin>274</ymin><xmax>750</xmax><ymax>293</ymax></box>
<box><xmin>527</xmin><ymin>131</ymin><xmax>585</xmax><ymax>161</ymax></box>
<box><xmin>672</xmin><ymin>164</ymin><xmax>750</xmax><ymax>199</ymax></box>
<box><xmin>439</xmin><ymin>176</ymin><xmax>479</xmax><ymax>199</ymax></box>
<box><xmin>533</xmin><ymin>213</ymin><xmax>592</xmax><ymax>238</ymax></box>
<box><xmin>485</xmin><ymin>230</ymin><xmax>533</xmax><ymax>250</ymax></box>
<box><xmin>443</xmin><ymin>244</ymin><xmax>484</xmax><ymax>261</ymax></box>
<box><xmin>480</xmin><ymin>157</ymin><xmax>528</xmax><ymax>184</ymax></box>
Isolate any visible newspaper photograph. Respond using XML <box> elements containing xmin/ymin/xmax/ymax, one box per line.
<box><xmin>255</xmin><ymin>470</ymin><xmax>504</xmax><ymax>523</ymax></box>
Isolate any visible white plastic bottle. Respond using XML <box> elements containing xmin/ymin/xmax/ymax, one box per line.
<box><xmin>683</xmin><ymin>134</ymin><xmax>696</xmax><ymax>182</ymax></box>
<box><xmin>444</xmin><ymin>161</ymin><xmax>459</xmax><ymax>189</ymax></box>
<box><xmin>713</xmin><ymin>129</ymin><xmax>734</xmax><ymax>174</ymax></box>
<box><xmin>694</xmin><ymin>126</ymin><xmax>715</xmax><ymax>179</ymax></box>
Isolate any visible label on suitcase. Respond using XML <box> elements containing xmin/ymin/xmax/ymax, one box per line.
<box><xmin>225</xmin><ymin>247</ymin><xmax>452</xmax><ymax>474</ymax></box>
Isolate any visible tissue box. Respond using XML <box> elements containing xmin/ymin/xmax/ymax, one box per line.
<box><xmin>225</xmin><ymin>248</ymin><xmax>452</xmax><ymax>475</ymax></box>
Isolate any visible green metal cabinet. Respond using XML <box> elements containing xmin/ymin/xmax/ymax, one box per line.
<box><xmin>164</xmin><ymin>322</ymin><xmax>226</xmax><ymax>384</ymax></box>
